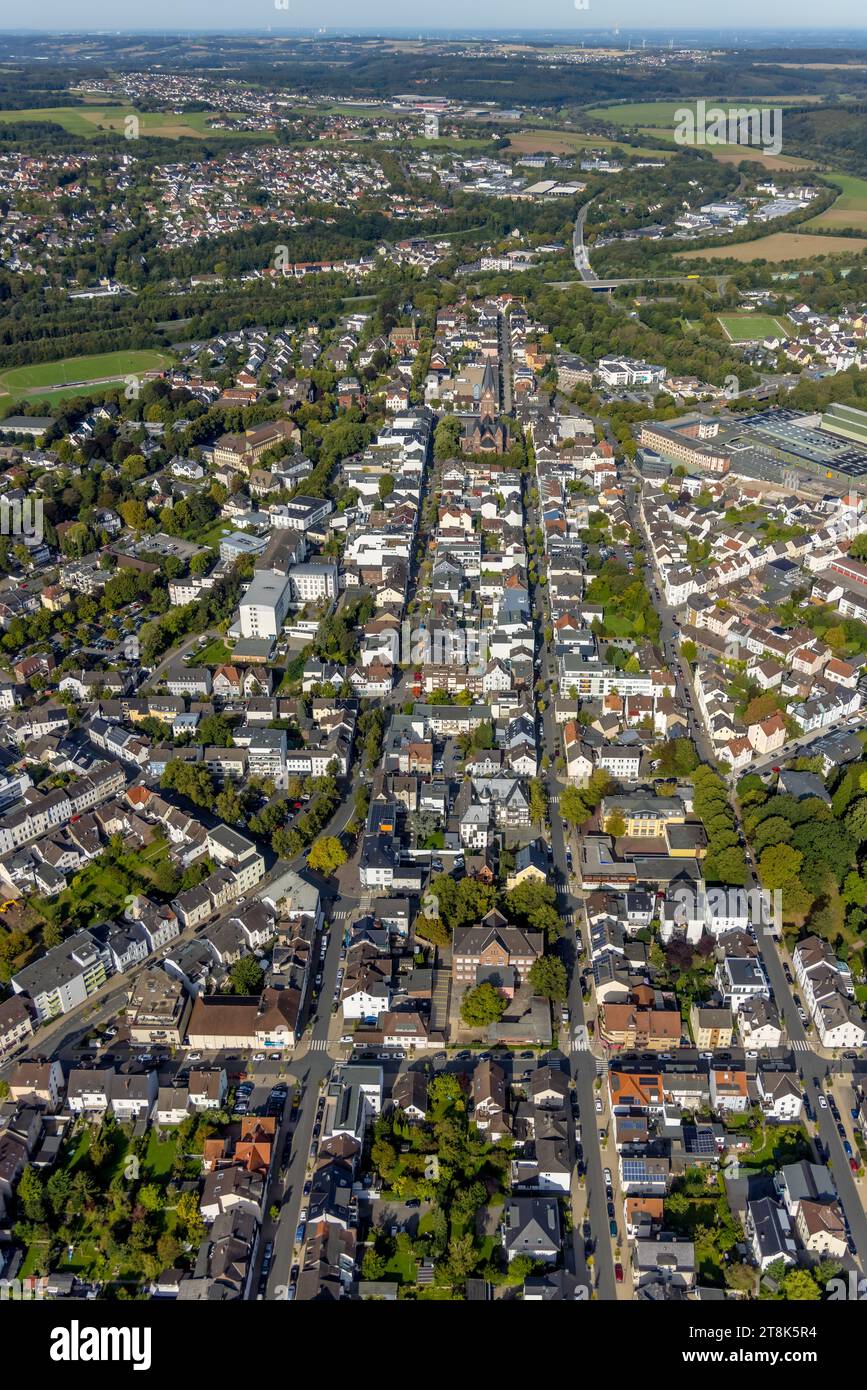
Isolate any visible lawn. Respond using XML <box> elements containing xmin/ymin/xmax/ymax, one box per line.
<box><xmin>190</xmin><ymin>517</ymin><xmax>231</xmax><ymax>550</ymax></box>
<box><xmin>33</xmin><ymin>839</ymin><xmax>174</xmax><ymax>931</ymax></box>
<box><xmin>0</xmin><ymin>350</ymin><xmax>172</xmax><ymax>395</ymax></box>
<box><xmin>384</xmin><ymin>1247</ymin><xmax>418</xmax><ymax>1284</ymax></box>
<box><xmin>718</xmin><ymin>313</ymin><xmax>792</xmax><ymax>342</ymax></box>
<box><xmin>188</xmin><ymin>636</ymin><xmax>232</xmax><ymax>666</ymax></box>
<box><xmin>143</xmin><ymin>1130</ymin><xmax>180</xmax><ymax>1178</ymax></box>
<box><xmin>740</xmin><ymin>1123</ymin><xmax>812</xmax><ymax>1173</ymax></box>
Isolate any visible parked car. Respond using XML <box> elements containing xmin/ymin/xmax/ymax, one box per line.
<box><xmin>595</xmin><ymin>1097</ymin><xmax>603</xmax><ymax>1114</ymax></box>
<box><xmin>818</xmin><ymin>1096</ymin><xmax>828</xmax><ymax>1109</ymax></box>
<box><xmin>609</xmin><ymin>1219</ymin><xmax>618</xmax><ymax>1239</ymax></box>
<box><xmin>615</xmin><ymin>1262</ymin><xmax>624</xmax><ymax>1284</ymax></box>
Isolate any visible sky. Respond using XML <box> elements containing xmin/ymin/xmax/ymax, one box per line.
<box><xmin>3</xmin><ymin>1</ymin><xmax>867</xmax><ymax>34</ymax></box>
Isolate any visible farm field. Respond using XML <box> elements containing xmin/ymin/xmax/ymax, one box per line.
<box><xmin>586</xmin><ymin>97</ymin><xmax>824</xmax><ymax>127</ymax></box>
<box><xmin>637</xmin><ymin>131</ymin><xmax>814</xmax><ymax>170</ymax></box>
<box><xmin>507</xmin><ymin>128</ymin><xmax>671</xmax><ymax>158</ymax></box>
<box><xmin>805</xmin><ymin>173</ymin><xmax>867</xmax><ymax>232</ymax></box>
<box><xmin>0</xmin><ymin>349</ymin><xmax>172</xmax><ymax>397</ymax></box>
<box><xmin>680</xmin><ymin>231</ymin><xmax>867</xmax><ymax>263</ymax></box>
<box><xmin>0</xmin><ymin>105</ymin><xmax>260</xmax><ymax>139</ymax></box>
<box><xmin>718</xmin><ymin>312</ymin><xmax>792</xmax><ymax>341</ymax></box>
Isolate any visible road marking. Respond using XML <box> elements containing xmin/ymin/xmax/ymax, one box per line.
<box><xmin>791</xmin><ymin>1039</ymin><xmax>811</xmax><ymax>1052</ymax></box>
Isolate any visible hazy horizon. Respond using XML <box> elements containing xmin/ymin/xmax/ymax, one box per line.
<box><xmin>2</xmin><ymin>4</ymin><xmax>867</xmax><ymax>36</ymax></box>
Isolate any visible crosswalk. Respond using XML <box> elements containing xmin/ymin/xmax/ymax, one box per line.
<box><xmin>306</xmin><ymin>1038</ymin><xmax>331</xmax><ymax>1052</ymax></box>
<box><xmin>791</xmin><ymin>1039</ymin><xmax>811</xmax><ymax>1053</ymax></box>
<box><xmin>332</xmin><ymin>908</ymin><xmax>354</xmax><ymax>921</ymax></box>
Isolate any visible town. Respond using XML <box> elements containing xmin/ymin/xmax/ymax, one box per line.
<box><xmin>0</xmin><ymin>20</ymin><xmax>867</xmax><ymax>1329</ymax></box>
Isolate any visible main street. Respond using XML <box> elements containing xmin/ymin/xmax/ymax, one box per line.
<box><xmin>526</xmin><ymin>472</ymin><xmax>617</xmax><ymax>1299</ymax></box>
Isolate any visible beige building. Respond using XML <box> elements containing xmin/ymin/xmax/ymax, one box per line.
<box><xmin>128</xmin><ymin>968</ymin><xmax>192</xmax><ymax>1046</ymax></box>
<box><xmin>690</xmin><ymin>1004</ymin><xmax>734</xmax><ymax>1049</ymax></box>
<box><xmin>186</xmin><ymin>988</ymin><xmax>300</xmax><ymax>1050</ymax></box>
<box><xmin>795</xmin><ymin>1200</ymin><xmax>847</xmax><ymax>1260</ymax></box>
<box><xmin>8</xmin><ymin>1058</ymin><xmax>64</xmax><ymax>1111</ymax></box>
<box><xmin>600</xmin><ymin>795</ymin><xmax>685</xmax><ymax>839</ymax></box>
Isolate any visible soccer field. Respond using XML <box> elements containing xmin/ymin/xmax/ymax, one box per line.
<box><xmin>0</xmin><ymin>350</ymin><xmax>172</xmax><ymax>395</ymax></box>
<box><xmin>717</xmin><ymin>314</ymin><xmax>791</xmax><ymax>342</ymax></box>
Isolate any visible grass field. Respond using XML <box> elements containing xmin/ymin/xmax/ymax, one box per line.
<box><xmin>583</xmin><ymin>100</ymin><xmax>816</xmax><ymax>169</ymax></box>
<box><xmin>586</xmin><ymin>97</ymin><xmax>824</xmax><ymax>127</ymax></box>
<box><xmin>189</xmin><ymin>636</ymin><xmax>233</xmax><ymax>666</ymax></box>
<box><xmin>718</xmin><ymin>312</ymin><xmax>792</xmax><ymax>341</ymax></box>
<box><xmin>0</xmin><ymin>381</ymin><xmax>124</xmax><ymax>410</ymax></box>
<box><xmin>0</xmin><ymin>105</ymin><xmax>263</xmax><ymax>140</ymax></box>
<box><xmin>507</xmin><ymin>128</ymin><xmax>672</xmax><ymax>158</ymax></box>
<box><xmin>0</xmin><ymin>349</ymin><xmax>172</xmax><ymax>397</ymax></box>
<box><xmin>805</xmin><ymin>173</ymin><xmax>867</xmax><ymax>232</ymax></box>
<box><xmin>681</xmin><ymin>231</ymin><xmax>867</xmax><ymax>263</ymax></box>
<box><xmin>636</xmin><ymin>130</ymin><xmax>814</xmax><ymax>170</ymax></box>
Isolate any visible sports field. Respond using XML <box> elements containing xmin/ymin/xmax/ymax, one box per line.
<box><xmin>718</xmin><ymin>313</ymin><xmax>792</xmax><ymax>342</ymax></box>
<box><xmin>0</xmin><ymin>350</ymin><xmax>172</xmax><ymax>397</ymax></box>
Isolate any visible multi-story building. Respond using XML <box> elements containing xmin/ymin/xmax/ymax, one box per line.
<box><xmin>127</xmin><ymin>967</ymin><xmax>193</xmax><ymax>1046</ymax></box>
<box><xmin>11</xmin><ymin>930</ymin><xmax>113</xmax><ymax>1022</ymax></box>
<box><xmin>690</xmin><ymin>1005</ymin><xmax>734</xmax><ymax>1049</ymax></box>
<box><xmin>452</xmin><ymin>909</ymin><xmax>544</xmax><ymax>992</ymax></box>
<box><xmin>238</xmin><ymin>569</ymin><xmax>293</xmax><ymax>640</ymax></box>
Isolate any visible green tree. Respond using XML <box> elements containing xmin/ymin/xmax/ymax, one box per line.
<box><xmin>758</xmin><ymin>843</ymin><xmax>804</xmax><ymax>891</ymax></box>
<box><xmin>560</xmin><ymin>785</ymin><xmax>591</xmax><ymax>828</ymax></box>
<box><xmin>460</xmin><ymin>983</ymin><xmax>507</xmax><ymax>1028</ymax></box>
<box><xmin>307</xmin><ymin>836</ymin><xmax>348</xmax><ymax>875</ymax></box>
<box><xmin>229</xmin><ymin>955</ymin><xmax>265</xmax><ymax>995</ymax></box>
<box><xmin>528</xmin><ymin>955</ymin><xmax>568</xmax><ymax>1002</ymax></box>
<box><xmin>17</xmin><ymin>1166</ymin><xmax>45</xmax><ymax>1223</ymax></box>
